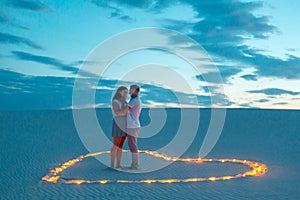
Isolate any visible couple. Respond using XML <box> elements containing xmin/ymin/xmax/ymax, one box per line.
<box><xmin>110</xmin><ymin>85</ymin><xmax>142</xmax><ymax>170</ymax></box>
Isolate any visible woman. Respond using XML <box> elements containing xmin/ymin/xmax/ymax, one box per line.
<box><xmin>110</xmin><ymin>86</ymin><xmax>129</xmax><ymax>168</ymax></box>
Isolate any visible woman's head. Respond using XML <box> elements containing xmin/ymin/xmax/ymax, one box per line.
<box><xmin>112</xmin><ymin>86</ymin><xmax>128</xmax><ymax>101</ymax></box>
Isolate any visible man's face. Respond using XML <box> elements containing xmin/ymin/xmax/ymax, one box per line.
<box><xmin>130</xmin><ymin>88</ymin><xmax>136</xmax><ymax>95</ymax></box>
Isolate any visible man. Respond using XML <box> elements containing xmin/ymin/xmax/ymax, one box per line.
<box><xmin>127</xmin><ymin>84</ymin><xmax>142</xmax><ymax>170</ymax></box>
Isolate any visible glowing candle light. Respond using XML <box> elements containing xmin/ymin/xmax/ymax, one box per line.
<box><xmin>99</xmin><ymin>180</ymin><xmax>108</xmax><ymax>184</ymax></box>
<box><xmin>41</xmin><ymin>150</ymin><xmax>268</xmax><ymax>185</ymax></box>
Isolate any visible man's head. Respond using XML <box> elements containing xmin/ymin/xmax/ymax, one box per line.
<box><xmin>130</xmin><ymin>85</ymin><xmax>140</xmax><ymax>97</ymax></box>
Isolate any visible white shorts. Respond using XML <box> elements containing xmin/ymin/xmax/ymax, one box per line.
<box><xmin>127</xmin><ymin>128</ymin><xmax>140</xmax><ymax>138</ymax></box>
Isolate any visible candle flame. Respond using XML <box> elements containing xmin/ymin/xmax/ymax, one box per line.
<box><xmin>41</xmin><ymin>150</ymin><xmax>267</xmax><ymax>185</ymax></box>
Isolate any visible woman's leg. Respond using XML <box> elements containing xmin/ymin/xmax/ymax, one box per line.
<box><xmin>111</xmin><ymin>136</ymin><xmax>122</xmax><ymax>168</ymax></box>
<box><xmin>116</xmin><ymin>136</ymin><xmax>126</xmax><ymax>168</ymax></box>
<box><xmin>110</xmin><ymin>143</ymin><xmax>117</xmax><ymax>168</ymax></box>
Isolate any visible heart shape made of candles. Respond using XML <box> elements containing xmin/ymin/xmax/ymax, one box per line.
<box><xmin>42</xmin><ymin>150</ymin><xmax>267</xmax><ymax>184</ymax></box>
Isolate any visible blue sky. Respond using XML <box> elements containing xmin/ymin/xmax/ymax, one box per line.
<box><xmin>1</xmin><ymin>0</ymin><xmax>300</xmax><ymax>110</ymax></box>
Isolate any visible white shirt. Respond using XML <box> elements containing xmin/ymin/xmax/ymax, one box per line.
<box><xmin>127</xmin><ymin>97</ymin><xmax>142</xmax><ymax>128</ymax></box>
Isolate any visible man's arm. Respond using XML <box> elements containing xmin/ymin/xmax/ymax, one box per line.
<box><xmin>128</xmin><ymin>100</ymin><xmax>135</xmax><ymax>109</ymax></box>
<box><xmin>128</xmin><ymin>99</ymin><xmax>141</xmax><ymax>109</ymax></box>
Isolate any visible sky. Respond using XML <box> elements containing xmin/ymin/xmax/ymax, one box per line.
<box><xmin>1</xmin><ymin>0</ymin><xmax>300</xmax><ymax>110</ymax></box>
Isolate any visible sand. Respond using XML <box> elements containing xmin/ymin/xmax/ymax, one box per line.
<box><xmin>0</xmin><ymin>108</ymin><xmax>299</xmax><ymax>199</ymax></box>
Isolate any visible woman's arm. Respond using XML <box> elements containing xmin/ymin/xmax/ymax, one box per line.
<box><xmin>112</xmin><ymin>102</ymin><xmax>129</xmax><ymax>116</ymax></box>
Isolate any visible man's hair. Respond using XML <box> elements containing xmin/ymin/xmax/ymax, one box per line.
<box><xmin>130</xmin><ymin>84</ymin><xmax>140</xmax><ymax>92</ymax></box>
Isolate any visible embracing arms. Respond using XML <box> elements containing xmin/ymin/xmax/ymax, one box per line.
<box><xmin>112</xmin><ymin>102</ymin><xmax>129</xmax><ymax>116</ymax></box>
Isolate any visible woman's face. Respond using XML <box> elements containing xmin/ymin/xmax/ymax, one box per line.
<box><xmin>119</xmin><ymin>89</ymin><xmax>128</xmax><ymax>98</ymax></box>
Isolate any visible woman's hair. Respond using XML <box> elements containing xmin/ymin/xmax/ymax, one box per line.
<box><xmin>112</xmin><ymin>86</ymin><xmax>128</xmax><ymax>102</ymax></box>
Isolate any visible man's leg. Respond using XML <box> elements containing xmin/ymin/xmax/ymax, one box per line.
<box><xmin>127</xmin><ymin>135</ymin><xmax>139</xmax><ymax>168</ymax></box>
<box><xmin>127</xmin><ymin>127</ymin><xmax>140</xmax><ymax>168</ymax></box>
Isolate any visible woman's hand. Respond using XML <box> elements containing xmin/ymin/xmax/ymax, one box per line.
<box><xmin>112</xmin><ymin>102</ymin><xmax>129</xmax><ymax>116</ymax></box>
